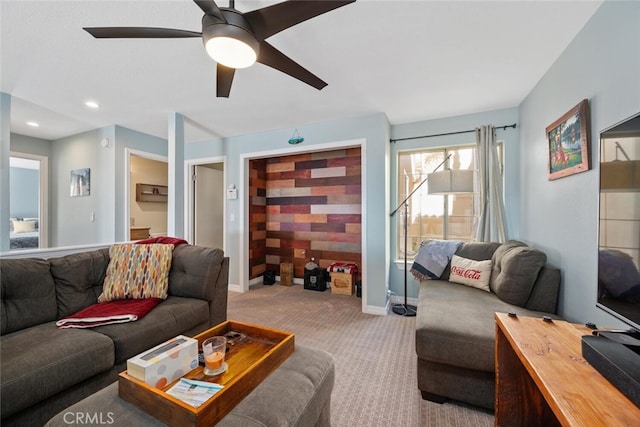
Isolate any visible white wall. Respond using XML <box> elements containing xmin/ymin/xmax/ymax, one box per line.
<box><xmin>519</xmin><ymin>1</ymin><xmax>640</xmax><ymax>327</ymax></box>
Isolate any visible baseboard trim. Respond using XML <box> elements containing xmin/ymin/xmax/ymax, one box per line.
<box><xmin>365</xmin><ymin>305</ymin><xmax>389</xmax><ymax>316</ymax></box>
<box><xmin>241</xmin><ymin>274</ymin><xmax>389</xmax><ymax>316</ymax></box>
<box><xmin>228</xmin><ymin>283</ymin><xmax>243</xmax><ymax>293</ymax></box>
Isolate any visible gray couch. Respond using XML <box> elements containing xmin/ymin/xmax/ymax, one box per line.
<box><xmin>0</xmin><ymin>244</ymin><xmax>229</xmax><ymax>427</ymax></box>
<box><xmin>415</xmin><ymin>240</ymin><xmax>561</xmax><ymax>409</ymax></box>
<box><xmin>44</xmin><ymin>345</ymin><xmax>335</xmax><ymax>427</ymax></box>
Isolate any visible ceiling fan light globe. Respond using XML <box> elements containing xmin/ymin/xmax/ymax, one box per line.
<box><xmin>206</xmin><ymin>36</ymin><xmax>257</xmax><ymax>69</ymax></box>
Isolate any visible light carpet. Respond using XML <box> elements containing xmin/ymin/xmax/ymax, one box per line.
<box><xmin>227</xmin><ymin>284</ymin><xmax>494</xmax><ymax>426</ymax></box>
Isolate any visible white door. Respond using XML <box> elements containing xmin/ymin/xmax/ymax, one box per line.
<box><xmin>194</xmin><ymin>165</ymin><xmax>224</xmax><ymax>249</ymax></box>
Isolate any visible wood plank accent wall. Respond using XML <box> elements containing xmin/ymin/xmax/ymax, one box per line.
<box><xmin>248</xmin><ymin>148</ymin><xmax>362</xmax><ymax>281</ymax></box>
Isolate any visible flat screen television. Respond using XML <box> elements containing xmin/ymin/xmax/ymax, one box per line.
<box><xmin>597</xmin><ymin>112</ymin><xmax>640</xmax><ymax>332</ymax></box>
<box><xmin>586</xmin><ymin>111</ymin><xmax>640</xmax><ymax>408</ymax></box>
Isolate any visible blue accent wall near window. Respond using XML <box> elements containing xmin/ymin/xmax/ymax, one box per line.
<box><xmin>9</xmin><ymin>167</ymin><xmax>38</xmax><ymax>218</ymax></box>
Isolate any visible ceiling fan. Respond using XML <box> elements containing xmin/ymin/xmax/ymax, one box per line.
<box><xmin>83</xmin><ymin>0</ymin><xmax>355</xmax><ymax>98</ymax></box>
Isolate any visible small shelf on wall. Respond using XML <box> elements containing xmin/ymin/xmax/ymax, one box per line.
<box><xmin>600</xmin><ymin>160</ymin><xmax>640</xmax><ymax>192</ymax></box>
<box><xmin>136</xmin><ymin>183</ymin><xmax>168</xmax><ymax>203</ymax></box>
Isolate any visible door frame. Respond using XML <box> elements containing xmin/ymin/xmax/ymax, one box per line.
<box><xmin>184</xmin><ymin>156</ymin><xmax>226</xmax><ymax>248</ymax></box>
<box><xmin>124</xmin><ymin>148</ymin><xmax>168</xmax><ymax>241</ymax></box>
<box><xmin>9</xmin><ymin>151</ymin><xmax>48</xmax><ymax>248</ymax></box>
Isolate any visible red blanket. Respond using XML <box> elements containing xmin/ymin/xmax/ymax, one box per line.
<box><xmin>327</xmin><ymin>262</ymin><xmax>358</xmax><ymax>274</ymax></box>
<box><xmin>56</xmin><ymin>298</ymin><xmax>162</xmax><ymax>329</ymax></box>
<box><xmin>135</xmin><ymin>236</ymin><xmax>188</xmax><ymax>246</ymax></box>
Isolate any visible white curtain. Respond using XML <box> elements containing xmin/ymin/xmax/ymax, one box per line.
<box><xmin>474</xmin><ymin>125</ymin><xmax>507</xmax><ymax>242</ymax></box>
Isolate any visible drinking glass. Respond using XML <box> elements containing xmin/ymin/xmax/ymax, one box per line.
<box><xmin>202</xmin><ymin>336</ymin><xmax>227</xmax><ymax>376</ymax></box>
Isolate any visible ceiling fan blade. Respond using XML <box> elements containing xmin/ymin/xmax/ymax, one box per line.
<box><xmin>217</xmin><ymin>64</ymin><xmax>236</xmax><ymax>98</ymax></box>
<box><xmin>257</xmin><ymin>41</ymin><xmax>327</xmax><ymax>91</ymax></box>
<box><xmin>245</xmin><ymin>0</ymin><xmax>355</xmax><ymax>40</ymax></box>
<box><xmin>193</xmin><ymin>0</ymin><xmax>226</xmax><ymax>22</ymax></box>
<box><xmin>83</xmin><ymin>27</ymin><xmax>201</xmax><ymax>39</ymax></box>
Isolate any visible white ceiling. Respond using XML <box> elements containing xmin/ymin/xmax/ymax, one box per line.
<box><xmin>1</xmin><ymin>0</ymin><xmax>603</xmax><ymax>143</ymax></box>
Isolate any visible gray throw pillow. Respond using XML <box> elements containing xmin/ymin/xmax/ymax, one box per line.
<box><xmin>490</xmin><ymin>240</ymin><xmax>546</xmax><ymax>307</ymax></box>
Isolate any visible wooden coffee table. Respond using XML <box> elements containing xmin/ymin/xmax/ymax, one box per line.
<box><xmin>118</xmin><ymin>320</ymin><xmax>294</xmax><ymax>426</ymax></box>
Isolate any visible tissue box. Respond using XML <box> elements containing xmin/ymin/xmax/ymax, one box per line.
<box><xmin>127</xmin><ymin>335</ymin><xmax>198</xmax><ymax>388</ymax></box>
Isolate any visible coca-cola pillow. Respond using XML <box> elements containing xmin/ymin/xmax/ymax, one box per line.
<box><xmin>449</xmin><ymin>255</ymin><xmax>492</xmax><ymax>292</ymax></box>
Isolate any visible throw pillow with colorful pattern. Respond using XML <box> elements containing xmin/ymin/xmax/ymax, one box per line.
<box><xmin>98</xmin><ymin>243</ymin><xmax>174</xmax><ymax>302</ymax></box>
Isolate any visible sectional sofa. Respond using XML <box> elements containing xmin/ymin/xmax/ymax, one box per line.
<box><xmin>415</xmin><ymin>240</ymin><xmax>561</xmax><ymax>409</ymax></box>
<box><xmin>0</xmin><ymin>244</ymin><xmax>229</xmax><ymax>427</ymax></box>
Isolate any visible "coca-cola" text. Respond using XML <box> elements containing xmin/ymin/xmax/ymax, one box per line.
<box><xmin>451</xmin><ymin>267</ymin><xmax>482</xmax><ymax>280</ymax></box>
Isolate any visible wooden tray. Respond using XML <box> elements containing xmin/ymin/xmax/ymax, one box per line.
<box><xmin>118</xmin><ymin>320</ymin><xmax>295</xmax><ymax>426</ymax></box>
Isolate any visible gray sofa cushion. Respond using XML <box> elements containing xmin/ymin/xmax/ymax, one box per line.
<box><xmin>1</xmin><ymin>258</ymin><xmax>58</xmax><ymax>335</ymax></box>
<box><xmin>490</xmin><ymin>240</ymin><xmax>546</xmax><ymax>307</ymax></box>
<box><xmin>0</xmin><ymin>322</ymin><xmax>114</xmax><ymax>418</ymax></box>
<box><xmin>525</xmin><ymin>266</ymin><xmax>561</xmax><ymax>312</ymax></box>
<box><xmin>169</xmin><ymin>245</ymin><xmax>225</xmax><ymax>301</ymax></box>
<box><xmin>92</xmin><ymin>296</ymin><xmax>209</xmax><ymax>364</ymax></box>
<box><xmin>416</xmin><ymin>280</ymin><xmax>560</xmax><ymax>373</ymax></box>
<box><xmin>49</xmin><ymin>249</ymin><xmax>110</xmax><ymax>318</ymax></box>
<box><xmin>217</xmin><ymin>345</ymin><xmax>334</xmax><ymax>427</ymax></box>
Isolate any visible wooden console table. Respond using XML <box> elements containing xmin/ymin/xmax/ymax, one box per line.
<box><xmin>495</xmin><ymin>312</ymin><xmax>640</xmax><ymax>426</ymax></box>
<box><xmin>130</xmin><ymin>227</ymin><xmax>151</xmax><ymax>240</ymax></box>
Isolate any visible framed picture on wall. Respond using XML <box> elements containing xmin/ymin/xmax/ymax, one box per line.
<box><xmin>546</xmin><ymin>99</ymin><xmax>591</xmax><ymax>180</ymax></box>
<box><xmin>70</xmin><ymin>168</ymin><xmax>91</xmax><ymax>197</ymax></box>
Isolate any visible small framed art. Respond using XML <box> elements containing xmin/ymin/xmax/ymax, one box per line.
<box><xmin>546</xmin><ymin>99</ymin><xmax>591</xmax><ymax>180</ymax></box>
<box><xmin>70</xmin><ymin>168</ymin><xmax>91</xmax><ymax>197</ymax></box>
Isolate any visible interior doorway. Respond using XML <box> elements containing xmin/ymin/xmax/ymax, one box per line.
<box><xmin>126</xmin><ymin>149</ymin><xmax>168</xmax><ymax>241</ymax></box>
<box><xmin>185</xmin><ymin>157</ymin><xmax>225</xmax><ymax>250</ymax></box>
<box><xmin>9</xmin><ymin>152</ymin><xmax>48</xmax><ymax>250</ymax></box>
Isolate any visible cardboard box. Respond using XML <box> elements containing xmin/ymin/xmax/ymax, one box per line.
<box><xmin>331</xmin><ymin>272</ymin><xmax>354</xmax><ymax>295</ymax></box>
<box><xmin>280</xmin><ymin>263</ymin><xmax>293</xmax><ymax>286</ymax></box>
<box><xmin>127</xmin><ymin>335</ymin><xmax>198</xmax><ymax>388</ymax></box>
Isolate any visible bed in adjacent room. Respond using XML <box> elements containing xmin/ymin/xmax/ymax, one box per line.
<box><xmin>9</xmin><ymin>217</ymin><xmax>39</xmax><ymax>249</ymax></box>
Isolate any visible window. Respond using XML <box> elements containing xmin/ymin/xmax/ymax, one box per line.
<box><xmin>396</xmin><ymin>145</ymin><xmax>502</xmax><ymax>261</ymax></box>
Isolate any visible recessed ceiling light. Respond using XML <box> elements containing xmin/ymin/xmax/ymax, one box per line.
<box><xmin>85</xmin><ymin>100</ymin><xmax>100</xmax><ymax>109</ymax></box>
<box><xmin>26</xmin><ymin>121</ymin><xmax>39</xmax><ymax>127</ymax></box>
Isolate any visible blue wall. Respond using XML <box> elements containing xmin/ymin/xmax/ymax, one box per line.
<box><xmin>9</xmin><ymin>167</ymin><xmax>38</xmax><ymax>218</ymax></box>
<box><xmin>519</xmin><ymin>0</ymin><xmax>640</xmax><ymax>327</ymax></box>
<box><xmin>50</xmin><ymin>127</ymin><xmax>116</xmax><ymax>246</ymax></box>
